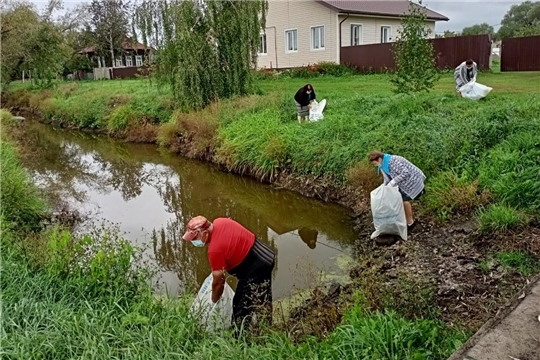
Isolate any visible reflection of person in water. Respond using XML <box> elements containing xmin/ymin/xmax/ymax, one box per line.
<box><xmin>298</xmin><ymin>228</ymin><xmax>318</xmax><ymax>249</ymax></box>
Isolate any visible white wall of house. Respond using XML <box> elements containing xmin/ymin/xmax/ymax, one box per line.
<box><xmin>257</xmin><ymin>0</ymin><xmax>438</xmax><ymax>68</ymax></box>
<box><xmin>258</xmin><ymin>0</ymin><xmax>339</xmax><ymax>69</ymax></box>
<box><xmin>339</xmin><ymin>15</ymin><xmax>435</xmax><ymax>47</ymax></box>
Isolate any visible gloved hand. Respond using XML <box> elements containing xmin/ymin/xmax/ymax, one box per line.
<box><xmin>388</xmin><ymin>180</ymin><xmax>398</xmax><ymax>187</ymax></box>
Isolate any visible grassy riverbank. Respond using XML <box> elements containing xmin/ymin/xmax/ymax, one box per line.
<box><xmin>1</xmin><ymin>114</ymin><xmax>469</xmax><ymax>359</ymax></box>
<box><xmin>4</xmin><ymin>71</ymin><xmax>540</xmax><ymax>227</ymax></box>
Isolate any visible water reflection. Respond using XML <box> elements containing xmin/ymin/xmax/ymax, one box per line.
<box><xmin>22</xmin><ymin>121</ymin><xmax>358</xmax><ymax>299</ymax></box>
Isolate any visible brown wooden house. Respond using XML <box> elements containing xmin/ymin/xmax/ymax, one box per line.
<box><xmin>78</xmin><ymin>40</ymin><xmax>154</xmax><ymax>79</ymax></box>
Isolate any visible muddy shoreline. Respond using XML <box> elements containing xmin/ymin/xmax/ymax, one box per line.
<box><xmin>9</xmin><ymin>107</ymin><xmax>540</xmax><ymax>339</ymax></box>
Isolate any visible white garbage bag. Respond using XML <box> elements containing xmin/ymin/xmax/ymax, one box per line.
<box><xmin>370</xmin><ymin>185</ymin><xmax>407</xmax><ymax>241</ymax></box>
<box><xmin>189</xmin><ymin>273</ymin><xmax>235</xmax><ymax>333</ymax></box>
<box><xmin>459</xmin><ymin>80</ymin><xmax>492</xmax><ymax>100</ymax></box>
<box><xmin>309</xmin><ymin>99</ymin><xmax>326</xmax><ymax>121</ymax></box>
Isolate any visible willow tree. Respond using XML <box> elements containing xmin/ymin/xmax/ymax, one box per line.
<box><xmin>134</xmin><ymin>0</ymin><xmax>267</xmax><ymax>111</ymax></box>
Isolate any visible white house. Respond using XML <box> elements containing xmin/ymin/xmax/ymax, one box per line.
<box><xmin>257</xmin><ymin>0</ymin><xmax>449</xmax><ymax>69</ymax></box>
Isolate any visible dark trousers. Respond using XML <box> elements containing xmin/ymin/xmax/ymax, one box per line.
<box><xmin>227</xmin><ymin>238</ymin><xmax>275</xmax><ymax>331</ymax></box>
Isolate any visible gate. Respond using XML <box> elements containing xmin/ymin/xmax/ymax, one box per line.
<box><xmin>501</xmin><ymin>35</ymin><xmax>540</xmax><ymax>71</ymax></box>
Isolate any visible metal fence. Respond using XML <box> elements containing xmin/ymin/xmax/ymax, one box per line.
<box><xmin>501</xmin><ymin>35</ymin><xmax>540</xmax><ymax>72</ymax></box>
<box><xmin>340</xmin><ymin>34</ymin><xmax>492</xmax><ymax>73</ymax></box>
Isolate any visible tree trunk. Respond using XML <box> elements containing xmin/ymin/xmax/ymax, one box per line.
<box><xmin>109</xmin><ymin>30</ymin><xmax>115</xmax><ymax>67</ymax></box>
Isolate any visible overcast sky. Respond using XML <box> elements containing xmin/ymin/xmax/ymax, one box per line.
<box><xmin>30</xmin><ymin>0</ymin><xmax>524</xmax><ymax>33</ymax></box>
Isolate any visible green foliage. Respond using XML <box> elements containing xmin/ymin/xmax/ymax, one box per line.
<box><xmin>423</xmin><ymin>171</ymin><xmax>491</xmax><ymax>220</ymax></box>
<box><xmin>496</xmin><ymin>251</ymin><xmax>540</xmax><ymax>276</ymax></box>
<box><xmin>391</xmin><ymin>0</ymin><xmax>439</xmax><ymax>93</ymax></box>
<box><xmin>22</xmin><ymin>21</ymin><xmax>69</xmax><ymax>89</ymax></box>
<box><xmin>514</xmin><ymin>23</ymin><xmax>540</xmax><ymax>37</ymax></box>
<box><xmin>140</xmin><ymin>0</ymin><xmax>268</xmax><ymax>111</ymax></box>
<box><xmin>88</xmin><ymin>0</ymin><xmax>130</xmax><ymax>67</ymax></box>
<box><xmin>478</xmin><ymin>132</ymin><xmax>540</xmax><ymax>212</ymax></box>
<box><xmin>497</xmin><ymin>1</ymin><xmax>540</xmax><ymax>39</ymax></box>
<box><xmin>477</xmin><ymin>204</ymin><xmax>529</xmax><ymax>233</ymax></box>
<box><xmin>2</xmin><ymin>242</ymin><xmax>467</xmax><ymax>359</ymax></box>
<box><xmin>327</xmin><ymin>294</ymin><xmax>468</xmax><ymax>360</ymax></box>
<box><xmin>461</xmin><ymin>23</ymin><xmax>495</xmax><ymax>37</ymax></box>
<box><xmin>267</xmin><ymin>62</ymin><xmax>356</xmax><ymax>79</ymax></box>
<box><xmin>108</xmin><ymin>104</ymin><xmax>133</xmax><ymax>131</ymax></box>
<box><xmin>0</xmin><ymin>1</ymin><xmax>70</xmax><ymax>89</ymax></box>
<box><xmin>0</xmin><ymin>139</ymin><xmax>46</xmax><ymax>232</ymax></box>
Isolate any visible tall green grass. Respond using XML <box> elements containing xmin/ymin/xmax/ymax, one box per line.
<box><xmin>0</xmin><ymin>137</ymin><xmax>46</xmax><ymax>232</ymax></box>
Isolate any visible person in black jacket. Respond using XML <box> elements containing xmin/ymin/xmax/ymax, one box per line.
<box><xmin>294</xmin><ymin>84</ymin><xmax>316</xmax><ymax>123</ymax></box>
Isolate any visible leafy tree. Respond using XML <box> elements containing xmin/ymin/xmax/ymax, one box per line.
<box><xmin>1</xmin><ymin>0</ymin><xmax>71</xmax><ymax>88</ymax></box>
<box><xmin>443</xmin><ymin>30</ymin><xmax>458</xmax><ymax>37</ymax></box>
<box><xmin>462</xmin><ymin>23</ymin><xmax>495</xmax><ymax>37</ymax></box>
<box><xmin>0</xmin><ymin>1</ymin><xmax>40</xmax><ymax>88</ymax></box>
<box><xmin>497</xmin><ymin>1</ymin><xmax>540</xmax><ymax>39</ymax></box>
<box><xmin>88</xmin><ymin>0</ymin><xmax>130</xmax><ymax>67</ymax></box>
<box><xmin>514</xmin><ymin>22</ymin><xmax>540</xmax><ymax>36</ymax></box>
<box><xmin>134</xmin><ymin>0</ymin><xmax>267</xmax><ymax>111</ymax></box>
<box><xmin>391</xmin><ymin>0</ymin><xmax>439</xmax><ymax>94</ymax></box>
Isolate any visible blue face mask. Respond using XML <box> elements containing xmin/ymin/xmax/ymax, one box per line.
<box><xmin>191</xmin><ymin>239</ymin><xmax>205</xmax><ymax>247</ymax></box>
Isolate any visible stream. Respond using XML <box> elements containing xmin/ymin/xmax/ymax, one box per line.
<box><xmin>22</xmin><ymin>120</ymin><xmax>358</xmax><ymax>299</ymax></box>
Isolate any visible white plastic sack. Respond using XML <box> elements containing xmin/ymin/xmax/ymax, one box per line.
<box><xmin>189</xmin><ymin>273</ymin><xmax>235</xmax><ymax>333</ymax></box>
<box><xmin>370</xmin><ymin>185</ymin><xmax>407</xmax><ymax>241</ymax></box>
<box><xmin>309</xmin><ymin>99</ymin><xmax>327</xmax><ymax>121</ymax></box>
<box><xmin>459</xmin><ymin>80</ymin><xmax>492</xmax><ymax>100</ymax></box>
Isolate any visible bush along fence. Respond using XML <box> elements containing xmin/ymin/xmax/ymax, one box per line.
<box><xmin>340</xmin><ymin>34</ymin><xmax>492</xmax><ymax>73</ymax></box>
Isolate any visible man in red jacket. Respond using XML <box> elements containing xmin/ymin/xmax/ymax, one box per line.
<box><xmin>183</xmin><ymin>216</ymin><xmax>275</xmax><ymax>330</ymax></box>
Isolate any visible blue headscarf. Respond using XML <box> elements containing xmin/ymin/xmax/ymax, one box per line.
<box><xmin>377</xmin><ymin>153</ymin><xmax>392</xmax><ymax>176</ymax></box>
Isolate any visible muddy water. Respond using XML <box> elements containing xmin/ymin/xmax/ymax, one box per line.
<box><xmin>22</xmin><ymin>121</ymin><xmax>358</xmax><ymax>299</ymax></box>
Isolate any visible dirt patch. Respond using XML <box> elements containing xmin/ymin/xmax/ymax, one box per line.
<box><xmin>349</xmin><ymin>218</ymin><xmax>540</xmax><ymax>331</ymax></box>
<box><xmin>123</xmin><ymin>123</ymin><xmax>159</xmax><ymax>143</ymax></box>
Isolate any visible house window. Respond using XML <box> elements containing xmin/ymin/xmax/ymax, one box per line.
<box><xmin>135</xmin><ymin>55</ymin><xmax>143</xmax><ymax>67</ymax></box>
<box><xmin>381</xmin><ymin>26</ymin><xmax>391</xmax><ymax>43</ymax></box>
<box><xmin>285</xmin><ymin>29</ymin><xmax>298</xmax><ymax>52</ymax></box>
<box><xmin>115</xmin><ymin>57</ymin><xmax>123</xmax><ymax>67</ymax></box>
<box><xmin>259</xmin><ymin>33</ymin><xmax>267</xmax><ymax>55</ymax></box>
<box><xmin>351</xmin><ymin>24</ymin><xmax>363</xmax><ymax>46</ymax></box>
<box><xmin>311</xmin><ymin>26</ymin><xmax>325</xmax><ymax>50</ymax></box>
<box><xmin>125</xmin><ymin>56</ymin><xmax>133</xmax><ymax>67</ymax></box>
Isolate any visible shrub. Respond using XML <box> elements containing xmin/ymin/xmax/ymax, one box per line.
<box><xmin>279</xmin><ymin>62</ymin><xmax>356</xmax><ymax>79</ymax></box>
<box><xmin>391</xmin><ymin>0</ymin><xmax>439</xmax><ymax>93</ymax></box>
<box><xmin>316</xmin><ymin>62</ymin><xmax>356</xmax><ymax>77</ymax></box>
<box><xmin>477</xmin><ymin>204</ymin><xmax>529</xmax><ymax>233</ymax></box>
<box><xmin>424</xmin><ymin>171</ymin><xmax>491</xmax><ymax>220</ymax></box>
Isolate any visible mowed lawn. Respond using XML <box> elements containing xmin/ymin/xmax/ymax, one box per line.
<box><xmin>8</xmin><ymin>68</ymin><xmax>540</xmax><ymax>103</ymax></box>
<box><xmin>256</xmin><ymin>70</ymin><xmax>540</xmax><ymax>98</ymax></box>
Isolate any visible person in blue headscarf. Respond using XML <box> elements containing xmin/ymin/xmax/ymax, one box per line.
<box><xmin>369</xmin><ymin>151</ymin><xmax>426</xmax><ymax>230</ymax></box>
